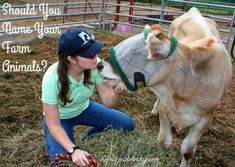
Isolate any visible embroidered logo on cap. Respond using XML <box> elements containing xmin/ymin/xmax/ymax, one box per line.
<box><xmin>79</xmin><ymin>32</ymin><xmax>91</xmax><ymax>43</ymax></box>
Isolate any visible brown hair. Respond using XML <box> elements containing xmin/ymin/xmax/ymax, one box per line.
<box><xmin>57</xmin><ymin>50</ymin><xmax>92</xmax><ymax>106</ymax></box>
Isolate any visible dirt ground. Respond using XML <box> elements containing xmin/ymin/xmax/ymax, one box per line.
<box><xmin>0</xmin><ymin>29</ymin><xmax>234</xmax><ymax>167</ymax></box>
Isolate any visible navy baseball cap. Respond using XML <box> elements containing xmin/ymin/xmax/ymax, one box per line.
<box><xmin>59</xmin><ymin>28</ymin><xmax>104</xmax><ymax>58</ymax></box>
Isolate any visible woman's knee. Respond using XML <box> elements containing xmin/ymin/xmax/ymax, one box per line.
<box><xmin>110</xmin><ymin>109</ymin><xmax>136</xmax><ymax>131</ymax></box>
<box><xmin>121</xmin><ymin>116</ymin><xmax>135</xmax><ymax>131</ymax></box>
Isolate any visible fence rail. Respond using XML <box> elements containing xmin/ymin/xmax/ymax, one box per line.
<box><xmin>0</xmin><ymin>0</ymin><xmax>234</xmax><ymax>54</ymax></box>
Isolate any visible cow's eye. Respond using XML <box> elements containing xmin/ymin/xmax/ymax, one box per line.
<box><xmin>155</xmin><ymin>33</ymin><xmax>163</xmax><ymax>39</ymax></box>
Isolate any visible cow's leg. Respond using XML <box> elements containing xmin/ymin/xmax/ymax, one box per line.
<box><xmin>158</xmin><ymin>102</ymin><xmax>173</xmax><ymax>150</ymax></box>
<box><xmin>150</xmin><ymin>98</ymin><xmax>160</xmax><ymax>115</ymax></box>
<box><xmin>161</xmin><ymin>96</ymin><xmax>181</xmax><ymax>131</ymax></box>
<box><xmin>180</xmin><ymin>114</ymin><xmax>213</xmax><ymax>167</ymax></box>
<box><xmin>150</xmin><ymin>85</ymin><xmax>182</xmax><ymax>132</ymax></box>
<box><xmin>150</xmin><ymin>86</ymin><xmax>180</xmax><ymax>129</ymax></box>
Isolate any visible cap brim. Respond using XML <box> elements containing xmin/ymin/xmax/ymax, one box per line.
<box><xmin>78</xmin><ymin>41</ymin><xmax>104</xmax><ymax>58</ymax></box>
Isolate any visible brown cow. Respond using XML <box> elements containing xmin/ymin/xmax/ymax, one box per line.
<box><xmin>100</xmin><ymin>7</ymin><xmax>232</xmax><ymax>167</ymax></box>
<box><xmin>147</xmin><ymin>7</ymin><xmax>232</xmax><ymax>167</ymax></box>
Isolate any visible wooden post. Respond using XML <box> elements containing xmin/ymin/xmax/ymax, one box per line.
<box><xmin>114</xmin><ymin>0</ymin><xmax>121</xmax><ymax>29</ymax></box>
<box><xmin>63</xmin><ymin>0</ymin><xmax>68</xmax><ymax>23</ymax></box>
<box><xmin>129</xmin><ymin>0</ymin><xmax>134</xmax><ymax>23</ymax></box>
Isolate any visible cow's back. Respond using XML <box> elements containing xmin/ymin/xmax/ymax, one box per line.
<box><xmin>169</xmin><ymin>7</ymin><xmax>219</xmax><ymax>45</ymax></box>
<box><xmin>167</xmin><ymin>8</ymin><xmax>232</xmax><ymax>112</ymax></box>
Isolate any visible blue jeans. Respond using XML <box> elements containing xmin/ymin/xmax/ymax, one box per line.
<box><xmin>43</xmin><ymin>101</ymin><xmax>135</xmax><ymax>162</ymax></box>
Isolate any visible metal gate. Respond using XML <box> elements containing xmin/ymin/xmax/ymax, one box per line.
<box><xmin>0</xmin><ymin>0</ymin><xmax>234</xmax><ymax>53</ymax></box>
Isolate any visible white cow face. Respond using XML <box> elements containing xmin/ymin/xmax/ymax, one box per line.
<box><xmin>97</xmin><ymin>57</ymin><xmax>119</xmax><ymax>87</ymax></box>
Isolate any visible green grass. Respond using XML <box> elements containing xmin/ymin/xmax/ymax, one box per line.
<box><xmin>64</xmin><ymin>130</ymin><xmax>178</xmax><ymax>167</ymax></box>
<box><xmin>96</xmin><ymin>30</ymin><xmax>113</xmax><ymax>36</ymax></box>
<box><xmin>165</xmin><ymin>1</ymin><xmax>234</xmax><ymax>15</ymax></box>
<box><xmin>123</xmin><ymin>0</ymin><xmax>235</xmax><ymax>15</ymax></box>
<box><xmin>85</xmin><ymin>130</ymin><xmax>176</xmax><ymax>166</ymax></box>
<box><xmin>0</xmin><ymin>0</ymin><xmax>5</xmax><ymax>5</ymax></box>
<box><xmin>0</xmin><ymin>128</ymin><xmax>179</xmax><ymax>167</ymax></box>
<box><xmin>124</xmin><ymin>0</ymin><xmax>235</xmax><ymax>5</ymax></box>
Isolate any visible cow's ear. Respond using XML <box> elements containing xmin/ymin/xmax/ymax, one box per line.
<box><xmin>144</xmin><ymin>25</ymin><xmax>151</xmax><ymax>40</ymax></box>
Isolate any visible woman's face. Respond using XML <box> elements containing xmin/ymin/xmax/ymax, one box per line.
<box><xmin>74</xmin><ymin>55</ymin><xmax>97</xmax><ymax>70</ymax></box>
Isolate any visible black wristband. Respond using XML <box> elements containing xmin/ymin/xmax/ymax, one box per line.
<box><xmin>68</xmin><ymin>146</ymin><xmax>80</xmax><ymax>155</ymax></box>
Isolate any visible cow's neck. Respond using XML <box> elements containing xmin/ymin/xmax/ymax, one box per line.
<box><xmin>171</xmin><ymin>42</ymin><xmax>191</xmax><ymax>61</ymax></box>
<box><xmin>147</xmin><ymin>41</ymin><xmax>187</xmax><ymax>87</ymax></box>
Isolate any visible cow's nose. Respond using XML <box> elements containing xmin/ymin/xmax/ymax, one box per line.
<box><xmin>97</xmin><ymin>62</ymin><xmax>104</xmax><ymax>71</ymax></box>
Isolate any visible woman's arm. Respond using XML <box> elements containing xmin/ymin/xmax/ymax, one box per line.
<box><xmin>43</xmin><ymin>103</ymin><xmax>75</xmax><ymax>151</ymax></box>
<box><xmin>43</xmin><ymin>103</ymin><xmax>90</xmax><ymax>166</ymax></box>
<box><xmin>96</xmin><ymin>81</ymin><xmax>127</xmax><ymax>108</ymax></box>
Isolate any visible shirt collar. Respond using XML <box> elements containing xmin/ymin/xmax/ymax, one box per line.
<box><xmin>68</xmin><ymin>73</ymin><xmax>84</xmax><ymax>85</ymax></box>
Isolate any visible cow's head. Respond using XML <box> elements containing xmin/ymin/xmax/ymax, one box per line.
<box><xmin>97</xmin><ymin>56</ymin><xmax>120</xmax><ymax>88</ymax></box>
<box><xmin>146</xmin><ymin>24</ymin><xmax>173</xmax><ymax>60</ymax></box>
<box><xmin>97</xmin><ymin>24</ymin><xmax>176</xmax><ymax>91</ymax></box>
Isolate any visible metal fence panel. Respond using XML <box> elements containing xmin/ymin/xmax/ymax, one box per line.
<box><xmin>0</xmin><ymin>0</ymin><xmax>234</xmax><ymax>51</ymax></box>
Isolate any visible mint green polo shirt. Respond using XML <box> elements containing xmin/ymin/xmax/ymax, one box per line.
<box><xmin>41</xmin><ymin>62</ymin><xmax>104</xmax><ymax>119</ymax></box>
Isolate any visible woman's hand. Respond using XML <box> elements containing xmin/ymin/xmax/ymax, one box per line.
<box><xmin>71</xmin><ymin>149</ymin><xmax>100</xmax><ymax>167</ymax></box>
<box><xmin>71</xmin><ymin>149</ymin><xmax>91</xmax><ymax>167</ymax></box>
<box><xmin>97</xmin><ymin>80</ymin><xmax>127</xmax><ymax>108</ymax></box>
<box><xmin>113</xmin><ymin>81</ymin><xmax>127</xmax><ymax>95</ymax></box>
